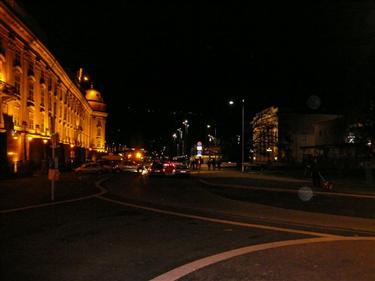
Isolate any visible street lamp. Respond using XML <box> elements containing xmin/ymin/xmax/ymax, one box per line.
<box><xmin>177</xmin><ymin>128</ymin><xmax>183</xmax><ymax>156</ymax></box>
<box><xmin>229</xmin><ymin>99</ymin><xmax>245</xmax><ymax>173</ymax></box>
<box><xmin>172</xmin><ymin>132</ymin><xmax>179</xmax><ymax>156</ymax></box>
<box><xmin>182</xmin><ymin>120</ymin><xmax>189</xmax><ymax>155</ymax></box>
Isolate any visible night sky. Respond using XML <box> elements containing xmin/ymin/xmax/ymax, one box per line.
<box><xmin>19</xmin><ymin>0</ymin><xmax>375</xmax><ymax>148</ymax></box>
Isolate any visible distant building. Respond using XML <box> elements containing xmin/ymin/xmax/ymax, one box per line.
<box><xmin>0</xmin><ymin>1</ymin><xmax>107</xmax><ymax>174</ymax></box>
<box><xmin>251</xmin><ymin>106</ymin><xmax>343</xmax><ymax>163</ymax></box>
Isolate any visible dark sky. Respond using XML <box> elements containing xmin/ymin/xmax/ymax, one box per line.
<box><xmin>19</xmin><ymin>0</ymin><xmax>375</xmax><ymax>146</ymax></box>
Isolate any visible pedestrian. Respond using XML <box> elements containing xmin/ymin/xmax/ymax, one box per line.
<box><xmin>207</xmin><ymin>157</ymin><xmax>212</xmax><ymax>170</ymax></box>
<box><xmin>311</xmin><ymin>158</ymin><xmax>320</xmax><ymax>187</ymax></box>
<box><xmin>217</xmin><ymin>157</ymin><xmax>222</xmax><ymax>170</ymax></box>
<box><xmin>198</xmin><ymin>157</ymin><xmax>202</xmax><ymax>170</ymax></box>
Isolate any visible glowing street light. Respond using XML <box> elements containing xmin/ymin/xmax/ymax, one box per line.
<box><xmin>182</xmin><ymin>120</ymin><xmax>189</xmax><ymax>155</ymax></box>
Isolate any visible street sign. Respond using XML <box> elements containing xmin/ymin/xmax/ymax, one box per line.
<box><xmin>48</xmin><ymin>168</ymin><xmax>60</xmax><ymax>181</ymax></box>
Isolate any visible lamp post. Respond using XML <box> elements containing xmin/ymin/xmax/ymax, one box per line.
<box><xmin>172</xmin><ymin>133</ymin><xmax>179</xmax><ymax>157</ymax></box>
<box><xmin>229</xmin><ymin>99</ymin><xmax>245</xmax><ymax>173</ymax></box>
<box><xmin>182</xmin><ymin>120</ymin><xmax>189</xmax><ymax>155</ymax></box>
<box><xmin>177</xmin><ymin>128</ymin><xmax>183</xmax><ymax>156</ymax></box>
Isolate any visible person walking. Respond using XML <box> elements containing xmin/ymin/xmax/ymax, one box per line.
<box><xmin>207</xmin><ymin>157</ymin><xmax>212</xmax><ymax>170</ymax></box>
<box><xmin>311</xmin><ymin>158</ymin><xmax>320</xmax><ymax>187</ymax></box>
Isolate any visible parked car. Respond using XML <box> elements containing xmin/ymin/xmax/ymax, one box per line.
<box><xmin>74</xmin><ymin>163</ymin><xmax>107</xmax><ymax>174</ymax></box>
<box><xmin>97</xmin><ymin>159</ymin><xmax>119</xmax><ymax>173</ymax></box>
<box><xmin>114</xmin><ymin>160</ymin><xmax>144</xmax><ymax>173</ymax></box>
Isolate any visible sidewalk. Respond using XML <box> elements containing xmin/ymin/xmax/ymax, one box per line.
<box><xmin>193</xmin><ymin>169</ymin><xmax>375</xmax><ymax>196</ymax></box>
<box><xmin>0</xmin><ymin>172</ymin><xmax>100</xmax><ymax>211</ymax></box>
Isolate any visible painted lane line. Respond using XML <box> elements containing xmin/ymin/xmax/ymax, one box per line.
<box><xmin>150</xmin><ymin>236</ymin><xmax>375</xmax><ymax>281</ymax></box>
<box><xmin>200</xmin><ymin>179</ymin><xmax>375</xmax><ymax>200</ymax></box>
<box><xmin>0</xmin><ymin>176</ymin><xmax>109</xmax><ymax>214</ymax></box>
<box><xmin>96</xmin><ymin>195</ymin><xmax>341</xmax><ymax>238</ymax></box>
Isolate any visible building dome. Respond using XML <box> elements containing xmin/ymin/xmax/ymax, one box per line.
<box><xmin>85</xmin><ymin>84</ymin><xmax>106</xmax><ymax>112</ymax></box>
<box><xmin>85</xmin><ymin>84</ymin><xmax>103</xmax><ymax>102</ymax></box>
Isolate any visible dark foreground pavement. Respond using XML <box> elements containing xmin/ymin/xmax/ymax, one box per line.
<box><xmin>1</xmin><ymin>171</ymin><xmax>374</xmax><ymax>280</ymax></box>
<box><xmin>0</xmin><ymin>172</ymin><xmax>100</xmax><ymax>211</ymax></box>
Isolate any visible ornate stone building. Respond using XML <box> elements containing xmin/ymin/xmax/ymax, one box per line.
<box><xmin>0</xmin><ymin>0</ymin><xmax>107</xmax><ymax>174</ymax></box>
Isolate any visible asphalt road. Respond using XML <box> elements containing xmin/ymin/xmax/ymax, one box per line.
<box><xmin>1</xmin><ymin>172</ymin><xmax>374</xmax><ymax>280</ymax></box>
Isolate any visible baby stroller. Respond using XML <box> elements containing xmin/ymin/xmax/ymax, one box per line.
<box><xmin>319</xmin><ymin>172</ymin><xmax>334</xmax><ymax>190</ymax></box>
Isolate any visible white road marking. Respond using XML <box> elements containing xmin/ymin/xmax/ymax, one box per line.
<box><xmin>200</xmin><ymin>179</ymin><xmax>375</xmax><ymax>200</ymax></box>
<box><xmin>96</xmin><ymin>195</ymin><xmax>340</xmax><ymax>238</ymax></box>
<box><xmin>0</xmin><ymin>176</ymin><xmax>108</xmax><ymax>214</ymax></box>
<box><xmin>150</xmin><ymin>236</ymin><xmax>375</xmax><ymax>281</ymax></box>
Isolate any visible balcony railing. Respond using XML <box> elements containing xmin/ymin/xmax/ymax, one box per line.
<box><xmin>0</xmin><ymin>80</ymin><xmax>20</xmax><ymax>99</ymax></box>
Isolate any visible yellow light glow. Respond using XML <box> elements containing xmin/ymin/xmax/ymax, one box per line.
<box><xmin>28</xmin><ymin>137</ymin><xmax>33</xmax><ymax>141</ymax></box>
<box><xmin>127</xmin><ymin>153</ymin><xmax>132</xmax><ymax>158</ymax></box>
<box><xmin>70</xmin><ymin>144</ymin><xmax>74</xmax><ymax>148</ymax></box>
<box><xmin>43</xmin><ymin>139</ymin><xmax>48</xmax><ymax>144</ymax></box>
<box><xmin>135</xmin><ymin>152</ymin><xmax>142</xmax><ymax>159</ymax></box>
<box><xmin>13</xmin><ymin>136</ymin><xmax>18</xmax><ymax>140</ymax></box>
<box><xmin>7</xmin><ymin>152</ymin><xmax>16</xmax><ymax>156</ymax></box>
<box><xmin>83</xmin><ymin>76</ymin><xmax>89</xmax><ymax>81</ymax></box>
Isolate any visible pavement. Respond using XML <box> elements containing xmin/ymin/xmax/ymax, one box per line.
<box><xmin>1</xmin><ymin>169</ymin><xmax>375</xmax><ymax>280</ymax></box>
<box><xmin>1</xmin><ymin>168</ymin><xmax>375</xmax><ymax>212</ymax></box>
<box><xmin>0</xmin><ymin>172</ymin><xmax>100</xmax><ymax>211</ymax></box>
<box><xmin>193</xmin><ymin>168</ymin><xmax>375</xmax><ymax>197</ymax></box>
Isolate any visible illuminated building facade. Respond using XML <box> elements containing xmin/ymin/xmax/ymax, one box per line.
<box><xmin>252</xmin><ymin>106</ymin><xmax>341</xmax><ymax>163</ymax></box>
<box><xmin>0</xmin><ymin>1</ymin><xmax>107</xmax><ymax>174</ymax></box>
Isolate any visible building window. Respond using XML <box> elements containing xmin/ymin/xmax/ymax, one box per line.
<box><xmin>28</xmin><ymin>62</ymin><xmax>34</xmax><ymax>77</ymax></box>
<box><xmin>28</xmin><ymin>80</ymin><xmax>34</xmax><ymax>101</ymax></box>
<box><xmin>14</xmin><ymin>72</ymin><xmax>21</xmax><ymax>94</ymax></box>
<box><xmin>48</xmin><ymin>77</ymin><xmax>52</xmax><ymax>91</ymax></box>
<box><xmin>40</xmin><ymin>88</ymin><xmax>45</xmax><ymax>106</ymax></box>
<box><xmin>13</xmin><ymin>105</ymin><xmax>20</xmax><ymax>126</ymax></box>
<box><xmin>40</xmin><ymin>113</ymin><xmax>45</xmax><ymax>133</ymax></box>
<box><xmin>0</xmin><ymin>38</ymin><xmax>4</xmax><ymax>55</ymax></box>
<box><xmin>28</xmin><ymin>111</ymin><xmax>34</xmax><ymax>130</ymax></box>
<box><xmin>14</xmin><ymin>51</ymin><xmax>21</xmax><ymax>66</ymax></box>
<box><xmin>48</xmin><ymin>93</ymin><xmax>51</xmax><ymax>110</ymax></box>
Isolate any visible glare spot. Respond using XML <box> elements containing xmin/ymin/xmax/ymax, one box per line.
<box><xmin>298</xmin><ymin>186</ymin><xmax>314</xmax><ymax>202</ymax></box>
<box><xmin>307</xmin><ymin>95</ymin><xmax>321</xmax><ymax>110</ymax></box>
